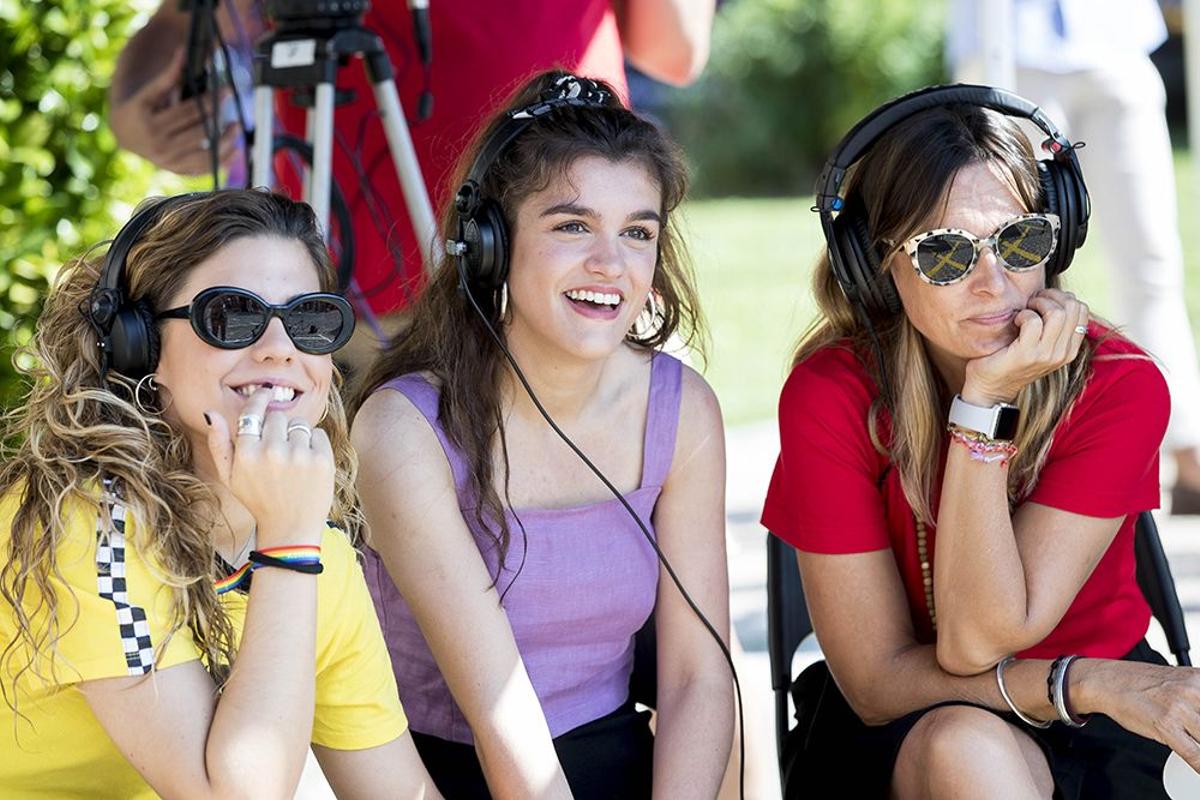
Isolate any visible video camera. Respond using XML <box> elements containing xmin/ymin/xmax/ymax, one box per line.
<box><xmin>266</xmin><ymin>0</ymin><xmax>371</xmax><ymax>31</ymax></box>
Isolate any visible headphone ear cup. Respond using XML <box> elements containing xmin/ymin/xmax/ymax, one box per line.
<box><xmin>461</xmin><ymin>199</ymin><xmax>510</xmax><ymax>293</ymax></box>
<box><xmin>1038</xmin><ymin>160</ymin><xmax>1079</xmax><ymax>277</ymax></box>
<box><xmin>1060</xmin><ymin>156</ymin><xmax>1090</xmax><ymax>253</ymax></box>
<box><xmin>484</xmin><ymin>201</ymin><xmax>510</xmax><ymax>289</ymax></box>
<box><xmin>832</xmin><ymin>211</ymin><xmax>897</xmax><ymax>317</ymax></box>
<box><xmin>850</xmin><ymin>214</ymin><xmax>900</xmax><ymax>315</ymax></box>
<box><xmin>108</xmin><ymin>301</ymin><xmax>158</xmax><ymax>379</ymax></box>
<box><xmin>832</xmin><ymin>214</ymin><xmax>874</xmax><ymax>314</ymax></box>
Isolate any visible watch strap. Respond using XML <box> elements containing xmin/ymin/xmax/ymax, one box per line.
<box><xmin>949</xmin><ymin>395</ymin><xmax>1020</xmax><ymax>441</ymax></box>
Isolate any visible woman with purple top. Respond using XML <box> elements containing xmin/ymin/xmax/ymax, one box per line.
<box><xmin>348</xmin><ymin>71</ymin><xmax>733</xmax><ymax>799</ymax></box>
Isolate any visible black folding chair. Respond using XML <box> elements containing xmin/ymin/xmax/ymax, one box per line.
<box><xmin>766</xmin><ymin>530</ymin><xmax>812</xmax><ymax>762</ymax></box>
<box><xmin>1134</xmin><ymin>511</ymin><xmax>1192</xmax><ymax>667</ymax></box>
<box><xmin>766</xmin><ymin>510</ymin><xmax>1193</xmax><ymax>770</ymax></box>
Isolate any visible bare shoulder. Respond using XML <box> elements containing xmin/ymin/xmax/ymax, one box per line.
<box><xmin>669</xmin><ymin>361</ymin><xmax>725</xmax><ymax>471</ymax></box>
<box><xmin>677</xmin><ymin>361</ymin><xmax>724</xmax><ymax>437</ymax></box>
<box><xmin>351</xmin><ymin>386</ymin><xmax>452</xmax><ymax>492</ymax></box>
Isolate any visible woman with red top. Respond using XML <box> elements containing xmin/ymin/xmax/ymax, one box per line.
<box><xmin>763</xmin><ymin>89</ymin><xmax>1199</xmax><ymax>799</ymax></box>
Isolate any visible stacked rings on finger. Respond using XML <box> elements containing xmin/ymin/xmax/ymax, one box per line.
<box><xmin>286</xmin><ymin>421</ymin><xmax>313</xmax><ymax>438</ymax></box>
<box><xmin>1074</xmin><ymin>325</ymin><xmax>1088</xmax><ymax>335</ymax></box>
<box><xmin>236</xmin><ymin>414</ymin><xmax>264</xmax><ymax>438</ymax></box>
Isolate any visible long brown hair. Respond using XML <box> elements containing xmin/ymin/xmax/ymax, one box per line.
<box><xmin>351</xmin><ymin>70</ymin><xmax>706</xmax><ymax>568</ymax></box>
<box><xmin>1</xmin><ymin>190</ymin><xmax>361</xmax><ymax>705</ymax></box>
<box><xmin>796</xmin><ymin>104</ymin><xmax>1099</xmax><ymax>522</ymax></box>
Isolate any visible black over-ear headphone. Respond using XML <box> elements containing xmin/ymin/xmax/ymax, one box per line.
<box><xmin>447</xmin><ymin>75</ymin><xmax>613</xmax><ymax>310</ymax></box>
<box><xmin>86</xmin><ymin>192</ymin><xmax>206</xmax><ymax>380</ymax></box>
<box><xmin>815</xmin><ymin>83</ymin><xmax>1091</xmax><ymax>318</ymax></box>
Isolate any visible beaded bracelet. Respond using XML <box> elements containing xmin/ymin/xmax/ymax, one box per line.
<box><xmin>948</xmin><ymin>424</ymin><xmax>1019</xmax><ymax>467</ymax></box>
<box><xmin>249</xmin><ymin>545</ymin><xmax>324</xmax><ymax>575</ymax></box>
<box><xmin>1046</xmin><ymin>655</ymin><xmax>1066</xmax><ymax>709</ymax></box>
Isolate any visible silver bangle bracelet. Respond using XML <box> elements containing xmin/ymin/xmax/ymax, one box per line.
<box><xmin>996</xmin><ymin>655</ymin><xmax>1053</xmax><ymax>728</ymax></box>
<box><xmin>1051</xmin><ymin>654</ymin><xmax>1089</xmax><ymax>727</ymax></box>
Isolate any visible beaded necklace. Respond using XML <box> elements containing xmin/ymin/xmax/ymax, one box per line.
<box><xmin>916</xmin><ymin>516</ymin><xmax>937</xmax><ymax>630</ymax></box>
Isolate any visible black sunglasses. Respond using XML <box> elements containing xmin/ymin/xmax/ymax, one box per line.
<box><xmin>156</xmin><ymin>286</ymin><xmax>355</xmax><ymax>355</ymax></box>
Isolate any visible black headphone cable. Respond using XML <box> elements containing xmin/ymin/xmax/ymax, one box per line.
<box><xmin>455</xmin><ymin>261</ymin><xmax>747</xmax><ymax>800</ymax></box>
<box><xmin>212</xmin><ymin>21</ymin><xmax>251</xmax><ymax>186</ymax></box>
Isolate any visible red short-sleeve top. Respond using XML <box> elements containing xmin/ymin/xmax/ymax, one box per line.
<box><xmin>761</xmin><ymin>325</ymin><xmax>1169</xmax><ymax>658</ymax></box>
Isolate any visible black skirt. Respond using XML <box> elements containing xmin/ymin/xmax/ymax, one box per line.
<box><xmin>412</xmin><ymin>701</ymin><xmax>654</xmax><ymax>800</ymax></box>
<box><xmin>781</xmin><ymin>640</ymin><xmax>1172</xmax><ymax>800</ymax></box>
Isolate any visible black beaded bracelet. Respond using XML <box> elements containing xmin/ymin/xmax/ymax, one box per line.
<box><xmin>248</xmin><ymin>550</ymin><xmax>324</xmax><ymax>575</ymax></box>
<box><xmin>1047</xmin><ymin>655</ymin><xmax>1068</xmax><ymax>710</ymax></box>
<box><xmin>1054</xmin><ymin>655</ymin><xmax>1090</xmax><ymax>727</ymax></box>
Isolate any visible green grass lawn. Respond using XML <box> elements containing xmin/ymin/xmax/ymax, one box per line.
<box><xmin>686</xmin><ymin>151</ymin><xmax>1200</xmax><ymax>426</ymax></box>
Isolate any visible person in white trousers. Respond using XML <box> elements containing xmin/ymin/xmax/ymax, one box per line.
<box><xmin>949</xmin><ymin>0</ymin><xmax>1200</xmax><ymax>512</ymax></box>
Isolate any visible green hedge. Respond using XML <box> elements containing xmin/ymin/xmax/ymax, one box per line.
<box><xmin>667</xmin><ymin>0</ymin><xmax>947</xmax><ymax>197</ymax></box>
<box><xmin>0</xmin><ymin>0</ymin><xmax>183</xmax><ymax>406</ymax></box>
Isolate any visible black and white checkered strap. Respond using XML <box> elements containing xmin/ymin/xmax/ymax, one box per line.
<box><xmin>95</xmin><ymin>479</ymin><xmax>155</xmax><ymax>676</ymax></box>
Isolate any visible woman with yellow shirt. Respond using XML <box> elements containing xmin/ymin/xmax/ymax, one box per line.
<box><xmin>0</xmin><ymin>190</ymin><xmax>439</xmax><ymax>799</ymax></box>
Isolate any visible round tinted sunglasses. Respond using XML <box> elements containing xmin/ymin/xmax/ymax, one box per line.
<box><xmin>899</xmin><ymin>213</ymin><xmax>1061</xmax><ymax>286</ymax></box>
<box><xmin>156</xmin><ymin>286</ymin><xmax>356</xmax><ymax>355</ymax></box>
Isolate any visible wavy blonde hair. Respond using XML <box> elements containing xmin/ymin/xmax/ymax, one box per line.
<box><xmin>796</xmin><ymin>105</ymin><xmax>1104</xmax><ymax>523</ymax></box>
<box><xmin>0</xmin><ymin>190</ymin><xmax>361</xmax><ymax>706</ymax></box>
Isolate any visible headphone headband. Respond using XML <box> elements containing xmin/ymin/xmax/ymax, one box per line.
<box><xmin>816</xmin><ymin>83</ymin><xmax>1076</xmax><ymax>215</ymax></box>
<box><xmin>97</xmin><ymin>192</ymin><xmax>207</xmax><ymax>294</ymax></box>
<box><xmin>456</xmin><ymin>75</ymin><xmax>612</xmax><ymax>215</ymax></box>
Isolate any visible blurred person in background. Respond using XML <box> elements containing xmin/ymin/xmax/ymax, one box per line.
<box><xmin>107</xmin><ymin>1</ymin><xmax>715</xmax><ymax>371</ymax></box>
<box><xmin>948</xmin><ymin>0</ymin><xmax>1200</xmax><ymax>513</ymax></box>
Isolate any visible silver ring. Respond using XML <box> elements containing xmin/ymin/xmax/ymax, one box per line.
<box><xmin>235</xmin><ymin>414</ymin><xmax>264</xmax><ymax>438</ymax></box>
<box><xmin>1073</xmin><ymin>325</ymin><xmax>1088</xmax><ymax>335</ymax></box>
<box><xmin>286</xmin><ymin>421</ymin><xmax>313</xmax><ymax>438</ymax></box>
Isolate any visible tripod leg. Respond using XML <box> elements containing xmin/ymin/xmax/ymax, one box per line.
<box><xmin>303</xmin><ymin>109</ymin><xmax>315</xmax><ymax>203</ymax></box>
<box><xmin>370</xmin><ymin>77</ymin><xmax>439</xmax><ymax>273</ymax></box>
<box><xmin>252</xmin><ymin>85</ymin><xmax>275</xmax><ymax>188</ymax></box>
<box><xmin>309</xmin><ymin>81</ymin><xmax>336</xmax><ymax>236</ymax></box>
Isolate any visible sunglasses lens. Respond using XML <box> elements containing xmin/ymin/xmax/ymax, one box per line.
<box><xmin>996</xmin><ymin>216</ymin><xmax>1056</xmax><ymax>270</ymax></box>
<box><xmin>199</xmin><ymin>292</ymin><xmax>268</xmax><ymax>346</ymax></box>
<box><xmin>283</xmin><ymin>298</ymin><xmax>350</xmax><ymax>354</ymax></box>
<box><xmin>915</xmin><ymin>234</ymin><xmax>975</xmax><ymax>284</ymax></box>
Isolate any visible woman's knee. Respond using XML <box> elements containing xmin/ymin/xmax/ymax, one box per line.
<box><xmin>895</xmin><ymin>706</ymin><xmax>1050</xmax><ymax>798</ymax></box>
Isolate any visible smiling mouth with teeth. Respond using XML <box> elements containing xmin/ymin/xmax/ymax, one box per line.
<box><xmin>564</xmin><ymin>289</ymin><xmax>622</xmax><ymax>308</ymax></box>
<box><xmin>234</xmin><ymin>383</ymin><xmax>298</xmax><ymax>402</ymax></box>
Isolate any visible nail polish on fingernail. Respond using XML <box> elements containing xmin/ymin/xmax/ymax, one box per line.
<box><xmin>203</xmin><ymin>413</ymin><xmax>212</xmax><ymax>426</ymax></box>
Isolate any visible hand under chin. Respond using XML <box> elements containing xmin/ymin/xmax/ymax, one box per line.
<box><xmin>972</xmin><ymin>330</ymin><xmax>1018</xmax><ymax>357</ymax></box>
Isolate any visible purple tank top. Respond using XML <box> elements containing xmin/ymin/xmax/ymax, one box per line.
<box><xmin>362</xmin><ymin>353</ymin><xmax>683</xmax><ymax>743</ymax></box>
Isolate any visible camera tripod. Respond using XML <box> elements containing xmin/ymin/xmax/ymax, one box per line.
<box><xmin>249</xmin><ymin>13</ymin><xmax>438</xmax><ymax>273</ymax></box>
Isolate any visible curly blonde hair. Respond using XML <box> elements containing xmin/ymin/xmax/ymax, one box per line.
<box><xmin>0</xmin><ymin>190</ymin><xmax>361</xmax><ymax>707</ymax></box>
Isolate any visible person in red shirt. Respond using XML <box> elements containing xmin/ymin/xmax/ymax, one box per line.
<box><xmin>763</xmin><ymin>92</ymin><xmax>1200</xmax><ymax>799</ymax></box>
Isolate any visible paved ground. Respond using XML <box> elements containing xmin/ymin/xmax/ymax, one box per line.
<box><xmin>300</xmin><ymin>420</ymin><xmax>1200</xmax><ymax>798</ymax></box>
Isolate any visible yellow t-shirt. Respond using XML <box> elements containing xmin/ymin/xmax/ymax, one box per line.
<box><xmin>0</xmin><ymin>487</ymin><xmax>407</xmax><ymax>798</ymax></box>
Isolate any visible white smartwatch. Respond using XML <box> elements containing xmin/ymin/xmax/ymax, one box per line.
<box><xmin>949</xmin><ymin>395</ymin><xmax>1020</xmax><ymax>441</ymax></box>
